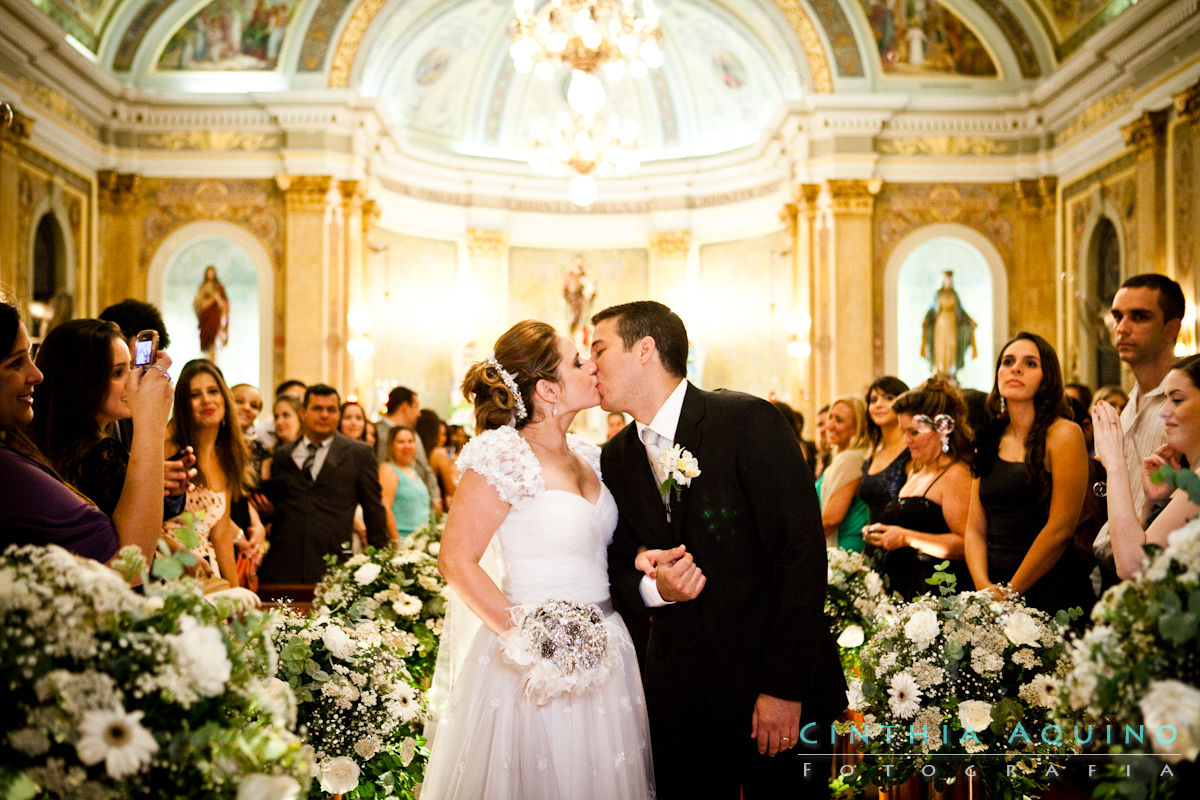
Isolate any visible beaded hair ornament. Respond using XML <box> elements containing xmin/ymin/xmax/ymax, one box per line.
<box><xmin>484</xmin><ymin>356</ymin><xmax>528</xmax><ymax>421</ymax></box>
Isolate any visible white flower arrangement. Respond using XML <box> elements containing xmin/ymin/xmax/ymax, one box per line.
<box><xmin>1057</xmin><ymin>515</ymin><xmax>1200</xmax><ymax>783</ymax></box>
<box><xmin>0</xmin><ymin>544</ymin><xmax>309</xmax><ymax>798</ymax></box>
<box><xmin>845</xmin><ymin>569</ymin><xmax>1077</xmax><ymax>798</ymax></box>
<box><xmin>312</xmin><ymin>537</ymin><xmax>447</xmax><ymax>687</ymax></box>
<box><xmin>824</xmin><ymin>547</ymin><xmax>899</xmax><ymax>675</ymax></box>
<box><xmin>273</xmin><ymin>608</ymin><xmax>427</xmax><ymax>799</ymax></box>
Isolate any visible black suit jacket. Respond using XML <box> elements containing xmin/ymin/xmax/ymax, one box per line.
<box><xmin>604</xmin><ymin>383</ymin><xmax>846</xmax><ymax>722</ymax></box>
<box><xmin>259</xmin><ymin>433</ymin><xmax>390</xmax><ymax>584</ymax></box>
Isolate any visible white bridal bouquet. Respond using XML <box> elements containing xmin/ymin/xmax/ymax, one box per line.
<box><xmin>1057</xmin><ymin>517</ymin><xmax>1200</xmax><ymax>796</ymax></box>
<box><xmin>845</xmin><ymin>568</ymin><xmax>1078</xmax><ymax>799</ymax></box>
<box><xmin>0</xmin><ymin>544</ymin><xmax>309</xmax><ymax>798</ymax></box>
<box><xmin>272</xmin><ymin>608</ymin><xmax>427</xmax><ymax>800</ymax></box>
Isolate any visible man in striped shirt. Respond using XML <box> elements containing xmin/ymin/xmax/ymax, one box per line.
<box><xmin>1092</xmin><ymin>273</ymin><xmax>1185</xmax><ymax>579</ymax></box>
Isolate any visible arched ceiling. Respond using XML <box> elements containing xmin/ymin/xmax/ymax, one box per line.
<box><xmin>17</xmin><ymin>0</ymin><xmax>1137</xmax><ymax>166</ymax></box>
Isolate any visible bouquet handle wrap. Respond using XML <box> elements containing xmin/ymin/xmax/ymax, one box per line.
<box><xmin>497</xmin><ymin>598</ymin><xmax>623</xmax><ymax>705</ymax></box>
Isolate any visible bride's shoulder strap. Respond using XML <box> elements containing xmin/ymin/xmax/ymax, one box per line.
<box><xmin>566</xmin><ymin>433</ymin><xmax>602</xmax><ymax>479</ymax></box>
<box><xmin>455</xmin><ymin>426</ymin><xmax>544</xmax><ymax>508</ymax></box>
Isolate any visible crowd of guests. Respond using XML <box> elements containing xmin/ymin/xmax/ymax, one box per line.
<box><xmin>0</xmin><ymin>296</ymin><xmax>468</xmax><ymax>591</ymax></box>
<box><xmin>768</xmin><ymin>272</ymin><xmax>1193</xmax><ymax>620</ymax></box>
<box><xmin>3</xmin><ymin>270</ymin><xmax>1195</xmax><ymax>608</ymax></box>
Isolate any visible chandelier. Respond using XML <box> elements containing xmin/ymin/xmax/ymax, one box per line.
<box><xmin>508</xmin><ymin>0</ymin><xmax>665</xmax><ymax>82</ymax></box>
<box><xmin>529</xmin><ymin>112</ymin><xmax>640</xmax><ymax>206</ymax></box>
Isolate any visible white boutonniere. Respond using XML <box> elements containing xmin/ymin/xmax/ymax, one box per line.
<box><xmin>658</xmin><ymin>444</ymin><xmax>701</xmax><ymax>503</ymax></box>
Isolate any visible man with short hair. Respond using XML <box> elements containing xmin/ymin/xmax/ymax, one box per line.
<box><xmin>591</xmin><ymin>300</ymin><xmax>844</xmax><ymax>799</ymax></box>
<box><xmin>258</xmin><ymin>384</ymin><xmax>389</xmax><ymax>584</ymax></box>
<box><xmin>375</xmin><ymin>386</ymin><xmax>441</xmax><ymax>509</ymax></box>
<box><xmin>1092</xmin><ymin>274</ymin><xmax>1185</xmax><ymax>572</ymax></box>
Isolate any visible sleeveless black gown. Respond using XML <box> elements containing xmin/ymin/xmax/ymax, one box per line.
<box><xmin>877</xmin><ymin>470</ymin><xmax>970</xmax><ymax>600</ymax></box>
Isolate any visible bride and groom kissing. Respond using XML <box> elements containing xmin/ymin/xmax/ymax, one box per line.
<box><xmin>422</xmin><ymin>300</ymin><xmax>846</xmax><ymax>800</ymax></box>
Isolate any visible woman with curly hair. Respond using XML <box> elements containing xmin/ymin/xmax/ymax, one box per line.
<box><xmin>863</xmin><ymin>379</ymin><xmax>973</xmax><ymax>599</ymax></box>
<box><xmin>964</xmin><ymin>332</ymin><xmax>1092</xmax><ymax>614</ymax></box>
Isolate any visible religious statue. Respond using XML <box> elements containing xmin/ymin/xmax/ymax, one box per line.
<box><xmin>562</xmin><ymin>254</ymin><xmax>597</xmax><ymax>348</ymax></box>
<box><xmin>920</xmin><ymin>270</ymin><xmax>977</xmax><ymax>378</ymax></box>
<box><xmin>193</xmin><ymin>265</ymin><xmax>229</xmax><ymax>361</ymax></box>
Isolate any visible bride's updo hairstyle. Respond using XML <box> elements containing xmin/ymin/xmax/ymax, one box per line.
<box><xmin>462</xmin><ymin>320</ymin><xmax>561</xmax><ymax>433</ymax></box>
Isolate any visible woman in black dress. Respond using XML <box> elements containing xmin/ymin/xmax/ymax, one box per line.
<box><xmin>964</xmin><ymin>332</ymin><xmax>1092</xmax><ymax>615</ymax></box>
<box><xmin>858</xmin><ymin>376</ymin><xmax>911</xmax><ymax>521</ymax></box>
<box><xmin>864</xmin><ymin>379</ymin><xmax>973</xmax><ymax>599</ymax></box>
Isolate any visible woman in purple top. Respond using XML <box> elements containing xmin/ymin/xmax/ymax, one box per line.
<box><xmin>0</xmin><ymin>300</ymin><xmax>173</xmax><ymax>564</ymax></box>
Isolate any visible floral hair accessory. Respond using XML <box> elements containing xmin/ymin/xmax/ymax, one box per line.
<box><xmin>484</xmin><ymin>356</ymin><xmax>527</xmax><ymax>421</ymax></box>
<box><xmin>912</xmin><ymin>413</ymin><xmax>955</xmax><ymax>435</ymax></box>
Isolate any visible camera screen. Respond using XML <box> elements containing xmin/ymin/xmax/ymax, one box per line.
<box><xmin>135</xmin><ymin>339</ymin><xmax>154</xmax><ymax>365</ymax></box>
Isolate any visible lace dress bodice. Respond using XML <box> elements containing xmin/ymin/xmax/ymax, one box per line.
<box><xmin>457</xmin><ymin>427</ymin><xmax>618</xmax><ymax>607</ymax></box>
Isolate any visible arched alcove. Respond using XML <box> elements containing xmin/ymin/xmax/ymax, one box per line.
<box><xmin>884</xmin><ymin>225</ymin><xmax>1009</xmax><ymax>392</ymax></box>
<box><xmin>31</xmin><ymin>213</ymin><xmax>64</xmax><ymax>303</ymax></box>
<box><xmin>147</xmin><ymin>222</ymin><xmax>274</xmax><ymax>392</ymax></box>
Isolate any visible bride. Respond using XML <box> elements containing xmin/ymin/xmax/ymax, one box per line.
<box><xmin>422</xmin><ymin>320</ymin><xmax>654</xmax><ymax>799</ymax></box>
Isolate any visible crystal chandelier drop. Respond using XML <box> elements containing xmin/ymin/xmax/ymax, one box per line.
<box><xmin>509</xmin><ymin>0</ymin><xmax>665</xmax><ymax>99</ymax></box>
<box><xmin>528</xmin><ymin>112</ymin><xmax>640</xmax><ymax>207</ymax></box>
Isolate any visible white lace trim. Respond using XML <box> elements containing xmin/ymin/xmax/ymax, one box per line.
<box><xmin>456</xmin><ymin>427</ymin><xmax>602</xmax><ymax>509</ymax></box>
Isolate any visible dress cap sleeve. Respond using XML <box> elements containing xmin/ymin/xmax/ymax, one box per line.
<box><xmin>455</xmin><ymin>426</ymin><xmax>543</xmax><ymax>508</ymax></box>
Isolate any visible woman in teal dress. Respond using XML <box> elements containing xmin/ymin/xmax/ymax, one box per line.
<box><xmin>379</xmin><ymin>425</ymin><xmax>431</xmax><ymax>539</ymax></box>
<box><xmin>817</xmin><ymin>395</ymin><xmax>870</xmax><ymax>551</ymax></box>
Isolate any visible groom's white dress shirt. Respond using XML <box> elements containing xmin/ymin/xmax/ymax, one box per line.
<box><xmin>635</xmin><ymin>379</ymin><xmax>686</xmax><ymax>608</ymax></box>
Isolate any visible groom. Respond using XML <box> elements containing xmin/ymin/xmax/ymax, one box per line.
<box><xmin>591</xmin><ymin>301</ymin><xmax>845</xmax><ymax>799</ymax></box>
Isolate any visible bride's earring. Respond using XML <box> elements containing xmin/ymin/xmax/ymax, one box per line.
<box><xmin>552</xmin><ymin>400</ymin><xmax>558</xmax><ymax>417</ymax></box>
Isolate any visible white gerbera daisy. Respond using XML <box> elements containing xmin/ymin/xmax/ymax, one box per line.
<box><xmin>75</xmin><ymin>707</ymin><xmax>159</xmax><ymax>779</ymax></box>
<box><xmin>391</xmin><ymin>593</ymin><xmax>423</xmax><ymax>617</ymax></box>
<box><xmin>887</xmin><ymin>672</ymin><xmax>923</xmax><ymax>719</ymax></box>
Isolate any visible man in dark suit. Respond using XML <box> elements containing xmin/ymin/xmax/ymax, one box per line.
<box><xmin>258</xmin><ymin>384</ymin><xmax>390</xmax><ymax>584</ymax></box>
<box><xmin>591</xmin><ymin>301</ymin><xmax>845</xmax><ymax>800</ymax></box>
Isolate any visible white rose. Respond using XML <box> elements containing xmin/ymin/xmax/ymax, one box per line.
<box><xmin>1139</xmin><ymin>680</ymin><xmax>1200</xmax><ymax>764</ymax></box>
<box><xmin>169</xmin><ymin>616</ymin><xmax>231</xmax><ymax>696</ymax></box>
<box><xmin>1002</xmin><ymin>611</ymin><xmax>1041</xmax><ymax>647</ymax></box>
<box><xmin>318</xmin><ymin>756</ymin><xmax>361</xmax><ymax>794</ymax></box>
<box><xmin>238</xmin><ymin>774</ymin><xmax>300</xmax><ymax>800</ymax></box>
<box><xmin>903</xmin><ymin>608</ymin><xmax>940</xmax><ymax>650</ymax></box>
<box><xmin>864</xmin><ymin>572</ymin><xmax>883</xmax><ymax>596</ymax></box>
<box><xmin>845</xmin><ymin>680</ymin><xmax>865</xmax><ymax>711</ymax></box>
<box><xmin>353</xmin><ymin>562</ymin><xmax>382</xmax><ymax>585</ymax></box>
<box><xmin>321</xmin><ymin>625</ymin><xmax>357</xmax><ymax>661</ymax></box>
<box><xmin>836</xmin><ymin>625</ymin><xmax>865</xmax><ymax>649</ymax></box>
<box><xmin>957</xmin><ymin>699</ymin><xmax>993</xmax><ymax>734</ymax></box>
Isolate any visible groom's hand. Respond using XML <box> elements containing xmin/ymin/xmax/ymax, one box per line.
<box><xmin>751</xmin><ymin>693</ymin><xmax>803</xmax><ymax>757</ymax></box>
<box><xmin>655</xmin><ymin>545</ymin><xmax>705</xmax><ymax>602</ymax></box>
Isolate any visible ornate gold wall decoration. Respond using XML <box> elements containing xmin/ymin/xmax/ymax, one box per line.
<box><xmin>772</xmin><ymin>0</ymin><xmax>834</xmax><ymax>93</ymax></box>
<box><xmin>879</xmin><ymin>137</ymin><xmax>1010</xmax><ymax>157</ymax></box>
<box><xmin>17</xmin><ymin>78</ymin><xmax>98</xmax><ymax>138</ymax></box>
<box><xmin>1058</xmin><ymin>88</ymin><xmax>1133</xmax><ymax>145</ymax></box>
<box><xmin>328</xmin><ymin>0</ymin><xmax>389</xmax><ymax>89</ymax></box>
<box><xmin>467</xmin><ymin>228</ymin><xmax>508</xmax><ymax>259</ymax></box>
<box><xmin>1176</xmin><ymin>80</ymin><xmax>1200</xmax><ymax>121</ymax></box>
<box><xmin>1122</xmin><ymin>109</ymin><xmax>1170</xmax><ymax>161</ymax></box>
<box><xmin>143</xmin><ymin>131</ymin><xmax>282</xmax><ymax>152</ymax></box>
<box><xmin>826</xmin><ymin>179</ymin><xmax>881</xmax><ymax>215</ymax></box>
<box><xmin>649</xmin><ymin>230</ymin><xmax>692</xmax><ymax>260</ymax></box>
<box><xmin>276</xmin><ymin>175</ymin><xmax>334</xmax><ymax>213</ymax></box>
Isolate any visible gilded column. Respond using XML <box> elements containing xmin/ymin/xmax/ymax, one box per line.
<box><xmin>819</xmin><ymin>179</ymin><xmax>880</xmax><ymax>398</ymax></box>
<box><xmin>466</xmin><ymin>228</ymin><xmax>510</xmax><ymax>354</ymax></box>
<box><xmin>276</xmin><ymin>175</ymin><xmax>336</xmax><ymax>386</ymax></box>
<box><xmin>793</xmin><ymin>184</ymin><xmax>821</xmax><ymax>429</ymax></box>
<box><xmin>340</xmin><ymin>180</ymin><xmax>367</xmax><ymax>399</ymax></box>
<box><xmin>1121</xmin><ymin>109</ymin><xmax>1169</xmax><ymax>275</ymax></box>
<box><xmin>96</xmin><ymin>171</ymin><xmax>142</xmax><ymax>311</ymax></box>
<box><xmin>1012</xmin><ymin>177</ymin><xmax>1060</xmax><ymax>364</ymax></box>
<box><xmin>0</xmin><ymin>111</ymin><xmax>34</xmax><ymax>300</ymax></box>
<box><xmin>1172</xmin><ymin>82</ymin><xmax>1200</xmax><ymax>320</ymax></box>
<box><xmin>648</xmin><ymin>230</ymin><xmax>691</xmax><ymax>305</ymax></box>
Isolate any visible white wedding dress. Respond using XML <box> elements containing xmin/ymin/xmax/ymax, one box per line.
<box><xmin>421</xmin><ymin>426</ymin><xmax>655</xmax><ymax>799</ymax></box>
